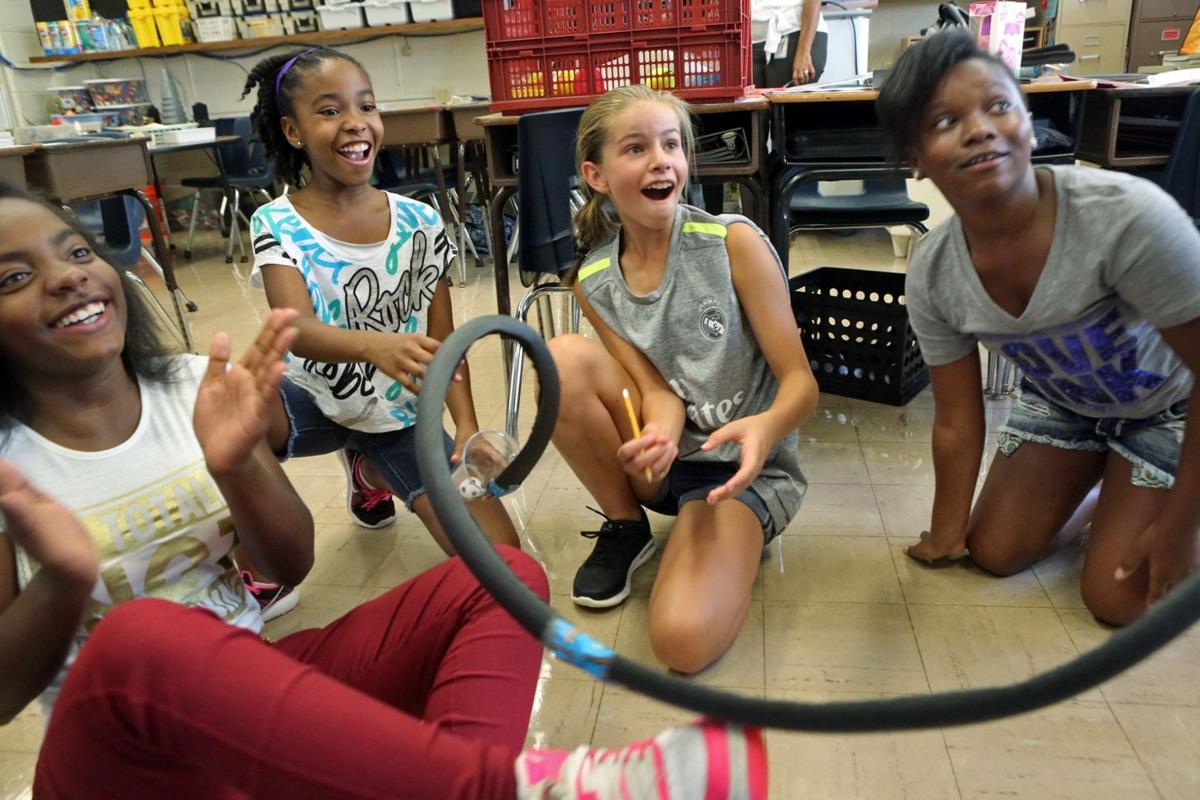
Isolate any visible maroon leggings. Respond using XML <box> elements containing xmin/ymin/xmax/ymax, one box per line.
<box><xmin>34</xmin><ymin>547</ymin><xmax>548</xmax><ymax>800</ymax></box>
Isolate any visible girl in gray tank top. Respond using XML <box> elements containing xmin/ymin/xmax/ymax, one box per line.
<box><xmin>547</xmin><ymin>85</ymin><xmax>820</xmax><ymax>675</ymax></box>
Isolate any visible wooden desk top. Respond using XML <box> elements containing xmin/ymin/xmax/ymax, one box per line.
<box><xmin>765</xmin><ymin>79</ymin><xmax>1097</xmax><ymax>103</ymax></box>
<box><xmin>476</xmin><ymin>97</ymin><xmax>769</xmax><ymax>126</ymax></box>
<box><xmin>0</xmin><ymin>145</ymin><xmax>37</xmax><ymax>157</ymax></box>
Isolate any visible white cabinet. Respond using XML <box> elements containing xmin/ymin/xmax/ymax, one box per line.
<box><xmin>1056</xmin><ymin>0</ymin><xmax>1134</xmax><ymax>74</ymax></box>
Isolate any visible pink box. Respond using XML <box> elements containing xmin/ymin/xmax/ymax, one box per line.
<box><xmin>970</xmin><ymin>1</ymin><xmax>1026</xmax><ymax>73</ymax></box>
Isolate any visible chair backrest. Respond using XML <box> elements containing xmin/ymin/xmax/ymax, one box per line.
<box><xmin>215</xmin><ymin>116</ymin><xmax>274</xmax><ymax>183</ymax></box>
<box><xmin>1162</xmin><ymin>89</ymin><xmax>1200</xmax><ymax>224</ymax></box>
<box><xmin>73</xmin><ymin>195</ymin><xmax>146</xmax><ymax>270</ymax></box>
<box><xmin>517</xmin><ymin>107</ymin><xmax>585</xmax><ymax>277</ymax></box>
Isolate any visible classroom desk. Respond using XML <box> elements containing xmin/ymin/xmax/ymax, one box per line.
<box><xmin>23</xmin><ymin>137</ymin><xmax>192</xmax><ymax>350</ymax></box>
<box><xmin>146</xmin><ymin>133</ymin><xmax>239</xmax><ymax>251</ymax></box>
<box><xmin>380</xmin><ymin>105</ymin><xmax>455</xmax><ymax>231</ymax></box>
<box><xmin>0</xmin><ymin>145</ymin><xmax>34</xmax><ymax>189</ymax></box>
<box><xmin>447</xmin><ymin>102</ymin><xmax>492</xmax><ymax>274</ymax></box>
<box><xmin>1075</xmin><ymin>85</ymin><xmax>1199</xmax><ymax>170</ymax></box>
<box><xmin>766</xmin><ymin>80</ymin><xmax>1096</xmax><ymax>272</ymax></box>
<box><xmin>476</xmin><ymin>97</ymin><xmax>769</xmax><ymax>318</ymax></box>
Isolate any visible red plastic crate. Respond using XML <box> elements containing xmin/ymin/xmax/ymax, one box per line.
<box><xmin>485</xmin><ymin>7</ymin><xmax>749</xmax><ymax>113</ymax></box>
<box><xmin>483</xmin><ymin>0</ymin><xmax>743</xmax><ymax>45</ymax></box>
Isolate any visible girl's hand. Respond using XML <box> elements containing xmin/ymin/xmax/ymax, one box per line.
<box><xmin>194</xmin><ymin>309</ymin><xmax>299</xmax><ymax>477</ymax></box>
<box><xmin>904</xmin><ymin>530</ymin><xmax>968</xmax><ymax>565</ymax></box>
<box><xmin>617</xmin><ymin>422</ymin><xmax>678</xmax><ymax>482</ymax></box>
<box><xmin>792</xmin><ymin>50</ymin><xmax>816</xmax><ymax>85</ymax></box>
<box><xmin>1115</xmin><ymin>521</ymin><xmax>1198</xmax><ymax>606</ymax></box>
<box><xmin>365</xmin><ymin>332</ymin><xmax>463</xmax><ymax>395</ymax></box>
<box><xmin>0</xmin><ymin>460</ymin><xmax>97</xmax><ymax>589</ymax></box>
<box><xmin>700</xmin><ymin>415</ymin><xmax>771</xmax><ymax>504</ymax></box>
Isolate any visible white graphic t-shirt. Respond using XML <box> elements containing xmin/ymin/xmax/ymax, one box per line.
<box><xmin>2</xmin><ymin>355</ymin><xmax>262</xmax><ymax>714</ymax></box>
<box><xmin>250</xmin><ymin>192</ymin><xmax>457</xmax><ymax>433</ymax></box>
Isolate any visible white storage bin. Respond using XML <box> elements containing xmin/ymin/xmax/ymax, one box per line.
<box><xmin>233</xmin><ymin>0</ymin><xmax>281</xmax><ymax>15</ymax></box>
<box><xmin>364</xmin><ymin>0</ymin><xmax>409</xmax><ymax>25</ymax></box>
<box><xmin>285</xmin><ymin>10</ymin><xmax>321</xmax><ymax>32</ymax></box>
<box><xmin>188</xmin><ymin>0</ymin><xmax>236</xmax><ymax>18</ymax></box>
<box><xmin>317</xmin><ymin>1</ymin><xmax>366</xmax><ymax>29</ymax></box>
<box><xmin>237</xmin><ymin>13</ymin><xmax>286</xmax><ymax>36</ymax></box>
<box><xmin>408</xmin><ymin>0</ymin><xmax>452</xmax><ymax>22</ymax></box>
<box><xmin>193</xmin><ymin>15</ymin><xmax>239</xmax><ymax>41</ymax></box>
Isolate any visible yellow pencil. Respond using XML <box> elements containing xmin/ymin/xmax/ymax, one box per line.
<box><xmin>622</xmin><ymin>388</ymin><xmax>654</xmax><ymax>483</ymax></box>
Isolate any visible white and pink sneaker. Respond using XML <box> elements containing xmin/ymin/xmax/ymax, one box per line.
<box><xmin>515</xmin><ymin>719</ymin><xmax>767</xmax><ymax>799</ymax></box>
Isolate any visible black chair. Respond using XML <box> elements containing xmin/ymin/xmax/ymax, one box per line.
<box><xmin>74</xmin><ymin>196</ymin><xmax>194</xmax><ymax>351</ymax></box>
<box><xmin>1161</xmin><ymin>89</ymin><xmax>1200</xmax><ymax>228</ymax></box>
<box><xmin>786</xmin><ymin>178</ymin><xmax>930</xmax><ymax>256</ymax></box>
<box><xmin>181</xmin><ymin>116</ymin><xmax>276</xmax><ymax>264</ymax></box>
<box><xmin>373</xmin><ymin>148</ymin><xmax>480</xmax><ymax>286</ymax></box>
<box><xmin>504</xmin><ymin>107</ymin><xmax>586</xmax><ymax>438</ymax></box>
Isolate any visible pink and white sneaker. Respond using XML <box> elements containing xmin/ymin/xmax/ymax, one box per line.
<box><xmin>515</xmin><ymin>719</ymin><xmax>767</xmax><ymax>799</ymax></box>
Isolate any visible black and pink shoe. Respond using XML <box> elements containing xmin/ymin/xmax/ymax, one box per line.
<box><xmin>337</xmin><ymin>448</ymin><xmax>396</xmax><ymax>529</ymax></box>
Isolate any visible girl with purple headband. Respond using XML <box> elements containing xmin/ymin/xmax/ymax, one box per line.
<box><xmin>240</xmin><ymin>47</ymin><xmax>522</xmax><ymax>550</ymax></box>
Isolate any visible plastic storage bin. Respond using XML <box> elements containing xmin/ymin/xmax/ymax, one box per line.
<box><xmin>285</xmin><ymin>11</ymin><xmax>321</xmax><ymax>32</ymax></box>
<box><xmin>487</xmin><ymin>26</ymin><xmax>748</xmax><ymax>113</ymax></box>
<box><xmin>409</xmin><ymin>0</ymin><xmax>453</xmax><ymax>21</ymax></box>
<box><xmin>194</xmin><ymin>15</ymin><xmax>239</xmax><ymax>40</ymax></box>
<box><xmin>317</xmin><ymin>0</ymin><xmax>366</xmax><ymax>28</ymax></box>
<box><xmin>364</xmin><ymin>0</ymin><xmax>410</xmax><ymax>25</ymax></box>
<box><xmin>483</xmin><ymin>0</ymin><xmax>743</xmax><ymax>44</ymax></box>
<box><xmin>85</xmin><ymin>78</ymin><xmax>149</xmax><ymax>107</ymax></box>
<box><xmin>233</xmin><ymin>0</ymin><xmax>281</xmax><ymax>13</ymax></box>
<box><xmin>789</xmin><ymin>267</ymin><xmax>929</xmax><ymax>406</ymax></box>
<box><xmin>238</xmin><ymin>14</ymin><xmax>287</xmax><ymax>36</ymax></box>
<box><xmin>188</xmin><ymin>0</ymin><xmax>236</xmax><ymax>17</ymax></box>
<box><xmin>483</xmin><ymin>0</ymin><xmax>748</xmax><ymax>112</ymax></box>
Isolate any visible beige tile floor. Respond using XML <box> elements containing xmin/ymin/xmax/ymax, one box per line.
<box><xmin>3</xmin><ymin>221</ymin><xmax>1199</xmax><ymax>800</ymax></box>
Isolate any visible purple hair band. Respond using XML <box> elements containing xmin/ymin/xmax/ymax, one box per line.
<box><xmin>274</xmin><ymin>48</ymin><xmax>318</xmax><ymax>106</ymax></box>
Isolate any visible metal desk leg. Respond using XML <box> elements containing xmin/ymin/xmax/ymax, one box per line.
<box><xmin>490</xmin><ymin>184</ymin><xmax>517</xmax><ymax>388</ymax></box>
<box><xmin>456</xmin><ymin>139</ymin><xmax>469</xmax><ymax>286</ymax></box>
<box><xmin>125</xmin><ymin>188</ymin><xmax>194</xmax><ymax>352</ymax></box>
<box><xmin>429</xmin><ymin>144</ymin><xmax>463</xmax><ymax>286</ymax></box>
<box><xmin>147</xmin><ymin>155</ymin><xmax>175</xmax><ymax>250</ymax></box>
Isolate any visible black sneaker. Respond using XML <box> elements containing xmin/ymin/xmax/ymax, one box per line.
<box><xmin>571</xmin><ymin>510</ymin><xmax>656</xmax><ymax>608</ymax></box>
<box><xmin>336</xmin><ymin>448</ymin><xmax>397</xmax><ymax>529</ymax></box>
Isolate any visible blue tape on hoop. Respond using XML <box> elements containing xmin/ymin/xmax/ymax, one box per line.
<box><xmin>545</xmin><ymin>619</ymin><xmax>615</xmax><ymax>680</ymax></box>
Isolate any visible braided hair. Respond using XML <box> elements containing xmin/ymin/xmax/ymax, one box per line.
<box><xmin>241</xmin><ymin>47</ymin><xmax>367</xmax><ymax>187</ymax></box>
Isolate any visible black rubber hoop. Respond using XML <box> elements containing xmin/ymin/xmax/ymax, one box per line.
<box><xmin>416</xmin><ymin>315</ymin><xmax>1200</xmax><ymax>732</ymax></box>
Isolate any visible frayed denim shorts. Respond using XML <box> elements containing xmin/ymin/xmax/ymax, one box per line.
<box><xmin>279</xmin><ymin>379</ymin><xmax>454</xmax><ymax>510</ymax></box>
<box><xmin>997</xmin><ymin>380</ymin><xmax>1188</xmax><ymax>489</ymax></box>
<box><xmin>644</xmin><ymin>460</ymin><xmax>777</xmax><ymax>543</ymax></box>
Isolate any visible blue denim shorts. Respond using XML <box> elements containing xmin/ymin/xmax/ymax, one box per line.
<box><xmin>279</xmin><ymin>379</ymin><xmax>454</xmax><ymax>510</ymax></box>
<box><xmin>998</xmin><ymin>380</ymin><xmax>1188</xmax><ymax>489</ymax></box>
<box><xmin>644</xmin><ymin>459</ymin><xmax>777</xmax><ymax>543</ymax></box>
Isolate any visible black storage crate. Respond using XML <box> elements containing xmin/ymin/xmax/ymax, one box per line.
<box><xmin>790</xmin><ymin>267</ymin><xmax>929</xmax><ymax>406</ymax></box>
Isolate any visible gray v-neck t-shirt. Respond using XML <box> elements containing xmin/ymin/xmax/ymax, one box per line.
<box><xmin>906</xmin><ymin>165</ymin><xmax>1200</xmax><ymax>419</ymax></box>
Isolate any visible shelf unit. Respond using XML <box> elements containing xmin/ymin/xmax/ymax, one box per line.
<box><xmin>28</xmin><ymin>17</ymin><xmax>484</xmax><ymax>64</ymax></box>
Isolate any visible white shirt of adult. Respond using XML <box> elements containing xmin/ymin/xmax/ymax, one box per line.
<box><xmin>750</xmin><ymin>0</ymin><xmax>828</xmax><ymax>61</ymax></box>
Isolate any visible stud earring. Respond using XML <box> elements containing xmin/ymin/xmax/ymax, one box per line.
<box><xmin>291</xmin><ymin>140</ymin><xmax>302</xmax><ymax>148</ymax></box>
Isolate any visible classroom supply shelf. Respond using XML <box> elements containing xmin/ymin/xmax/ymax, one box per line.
<box><xmin>28</xmin><ymin>17</ymin><xmax>484</xmax><ymax>64</ymax></box>
<box><xmin>483</xmin><ymin>0</ymin><xmax>749</xmax><ymax>113</ymax></box>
